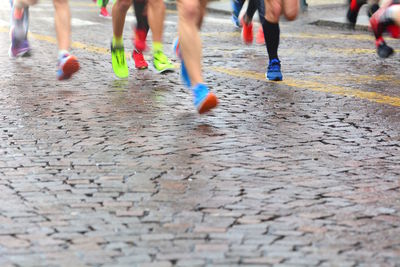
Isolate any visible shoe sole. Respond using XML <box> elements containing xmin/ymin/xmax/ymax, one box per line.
<box><xmin>59</xmin><ymin>56</ymin><xmax>80</xmax><ymax>80</ymax></box>
<box><xmin>156</xmin><ymin>67</ymin><xmax>174</xmax><ymax>74</ymax></box>
<box><xmin>267</xmin><ymin>75</ymin><xmax>283</xmax><ymax>81</ymax></box>
<box><xmin>152</xmin><ymin>64</ymin><xmax>175</xmax><ymax>74</ymax></box>
<box><xmin>99</xmin><ymin>14</ymin><xmax>111</xmax><ymax>18</ymax></box>
<box><xmin>197</xmin><ymin>92</ymin><xmax>218</xmax><ymax>114</ymax></box>
<box><xmin>9</xmin><ymin>45</ymin><xmax>31</xmax><ymax>58</ymax></box>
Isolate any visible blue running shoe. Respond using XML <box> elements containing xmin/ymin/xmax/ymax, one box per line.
<box><xmin>231</xmin><ymin>0</ymin><xmax>244</xmax><ymax>28</ymax></box>
<box><xmin>266</xmin><ymin>58</ymin><xmax>283</xmax><ymax>81</ymax></box>
<box><xmin>193</xmin><ymin>83</ymin><xmax>218</xmax><ymax>114</ymax></box>
<box><xmin>173</xmin><ymin>37</ymin><xmax>191</xmax><ymax>88</ymax></box>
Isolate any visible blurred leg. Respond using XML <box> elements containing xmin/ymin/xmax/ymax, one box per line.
<box><xmin>53</xmin><ymin>0</ymin><xmax>71</xmax><ymax>50</ymax></box>
<box><xmin>147</xmin><ymin>0</ymin><xmax>164</xmax><ymax>43</ymax></box>
<box><xmin>177</xmin><ymin>0</ymin><xmax>204</xmax><ymax>85</ymax></box>
<box><xmin>112</xmin><ymin>0</ymin><xmax>131</xmax><ymax>39</ymax></box>
<box><xmin>282</xmin><ymin>0</ymin><xmax>298</xmax><ymax>20</ymax></box>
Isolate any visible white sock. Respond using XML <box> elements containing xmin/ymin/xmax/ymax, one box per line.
<box><xmin>58</xmin><ymin>50</ymin><xmax>69</xmax><ymax>59</ymax></box>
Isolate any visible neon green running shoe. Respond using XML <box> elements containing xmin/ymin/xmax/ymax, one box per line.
<box><xmin>111</xmin><ymin>42</ymin><xmax>129</xmax><ymax>79</ymax></box>
<box><xmin>153</xmin><ymin>50</ymin><xmax>175</xmax><ymax>73</ymax></box>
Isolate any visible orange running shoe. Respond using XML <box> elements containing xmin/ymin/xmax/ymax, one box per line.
<box><xmin>241</xmin><ymin>17</ymin><xmax>253</xmax><ymax>45</ymax></box>
<box><xmin>256</xmin><ymin>26</ymin><xmax>265</xmax><ymax>45</ymax></box>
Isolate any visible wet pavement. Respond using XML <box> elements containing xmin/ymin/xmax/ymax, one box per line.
<box><xmin>1</xmin><ymin>1</ymin><xmax>400</xmax><ymax>266</ymax></box>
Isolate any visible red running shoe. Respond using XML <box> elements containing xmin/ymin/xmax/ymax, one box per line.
<box><xmin>99</xmin><ymin>7</ymin><xmax>111</xmax><ymax>18</ymax></box>
<box><xmin>132</xmin><ymin>49</ymin><xmax>148</xmax><ymax>69</ymax></box>
<box><xmin>241</xmin><ymin>17</ymin><xmax>253</xmax><ymax>45</ymax></box>
<box><xmin>255</xmin><ymin>26</ymin><xmax>265</xmax><ymax>45</ymax></box>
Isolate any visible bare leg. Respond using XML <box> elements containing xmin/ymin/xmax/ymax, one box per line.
<box><xmin>178</xmin><ymin>0</ymin><xmax>206</xmax><ymax>85</ymax></box>
<box><xmin>14</xmin><ymin>0</ymin><xmax>38</xmax><ymax>7</ymax></box>
<box><xmin>282</xmin><ymin>0</ymin><xmax>298</xmax><ymax>20</ymax></box>
<box><xmin>264</xmin><ymin>0</ymin><xmax>281</xmax><ymax>23</ymax></box>
<box><xmin>53</xmin><ymin>0</ymin><xmax>71</xmax><ymax>50</ymax></box>
<box><xmin>112</xmin><ymin>0</ymin><xmax>131</xmax><ymax>38</ymax></box>
<box><xmin>147</xmin><ymin>0</ymin><xmax>165</xmax><ymax>43</ymax></box>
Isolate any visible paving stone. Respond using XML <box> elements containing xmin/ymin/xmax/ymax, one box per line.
<box><xmin>0</xmin><ymin>2</ymin><xmax>400</xmax><ymax>266</ymax></box>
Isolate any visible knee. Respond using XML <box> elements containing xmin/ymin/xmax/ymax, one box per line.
<box><xmin>53</xmin><ymin>0</ymin><xmax>67</xmax><ymax>6</ymax></box>
<box><xmin>148</xmin><ymin>0</ymin><xmax>163</xmax><ymax>7</ymax></box>
<box><xmin>265</xmin><ymin>8</ymin><xmax>280</xmax><ymax>23</ymax></box>
<box><xmin>116</xmin><ymin>0</ymin><xmax>131</xmax><ymax>10</ymax></box>
<box><xmin>27</xmin><ymin>0</ymin><xmax>38</xmax><ymax>5</ymax></box>
<box><xmin>284</xmin><ymin>8</ymin><xmax>298</xmax><ymax>21</ymax></box>
<box><xmin>53</xmin><ymin>0</ymin><xmax>68</xmax><ymax>8</ymax></box>
<box><xmin>180</xmin><ymin>0</ymin><xmax>200</xmax><ymax>22</ymax></box>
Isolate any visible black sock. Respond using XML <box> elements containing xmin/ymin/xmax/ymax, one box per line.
<box><xmin>262</xmin><ymin>19</ymin><xmax>280</xmax><ymax>60</ymax></box>
<box><xmin>133</xmin><ymin>0</ymin><xmax>149</xmax><ymax>32</ymax></box>
<box><xmin>368</xmin><ymin>3</ymin><xmax>379</xmax><ymax>17</ymax></box>
<box><xmin>245</xmin><ymin>0</ymin><xmax>257</xmax><ymax>22</ymax></box>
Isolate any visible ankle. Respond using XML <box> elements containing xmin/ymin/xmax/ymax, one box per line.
<box><xmin>58</xmin><ymin>49</ymin><xmax>69</xmax><ymax>57</ymax></box>
<box><xmin>153</xmin><ymin>42</ymin><xmax>163</xmax><ymax>53</ymax></box>
<box><xmin>112</xmin><ymin>36</ymin><xmax>123</xmax><ymax>47</ymax></box>
<box><xmin>243</xmin><ymin>15</ymin><xmax>251</xmax><ymax>25</ymax></box>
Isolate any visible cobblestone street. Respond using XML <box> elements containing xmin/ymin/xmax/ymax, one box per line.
<box><xmin>1</xmin><ymin>1</ymin><xmax>400</xmax><ymax>266</ymax></box>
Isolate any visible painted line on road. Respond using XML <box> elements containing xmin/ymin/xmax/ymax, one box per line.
<box><xmin>329</xmin><ymin>48</ymin><xmax>400</xmax><ymax>55</ymax></box>
<box><xmin>1</xmin><ymin>26</ymin><xmax>400</xmax><ymax>108</ymax></box>
<box><xmin>200</xmin><ymin>31</ymin><xmax>390</xmax><ymax>43</ymax></box>
<box><xmin>210</xmin><ymin>66</ymin><xmax>400</xmax><ymax>107</ymax></box>
<box><xmin>38</xmin><ymin>17</ymin><xmax>100</xmax><ymax>26</ymax></box>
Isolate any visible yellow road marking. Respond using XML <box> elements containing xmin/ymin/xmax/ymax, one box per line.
<box><xmin>201</xmin><ymin>32</ymin><xmax>382</xmax><ymax>42</ymax></box>
<box><xmin>1</xmin><ymin>26</ymin><xmax>400</xmax><ymax>108</ymax></box>
<box><xmin>210</xmin><ymin>66</ymin><xmax>400</xmax><ymax>107</ymax></box>
<box><xmin>329</xmin><ymin>48</ymin><xmax>400</xmax><ymax>55</ymax></box>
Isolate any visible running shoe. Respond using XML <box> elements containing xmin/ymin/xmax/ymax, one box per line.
<box><xmin>111</xmin><ymin>42</ymin><xmax>129</xmax><ymax>78</ymax></box>
<box><xmin>132</xmin><ymin>49</ymin><xmax>148</xmax><ymax>69</ymax></box>
<box><xmin>255</xmin><ymin>26</ymin><xmax>265</xmax><ymax>45</ymax></box>
<box><xmin>99</xmin><ymin>7</ymin><xmax>111</xmax><ymax>18</ymax></box>
<box><xmin>193</xmin><ymin>83</ymin><xmax>218</xmax><ymax>114</ymax></box>
<box><xmin>376</xmin><ymin>38</ymin><xmax>394</xmax><ymax>58</ymax></box>
<box><xmin>241</xmin><ymin>17</ymin><xmax>253</xmax><ymax>44</ymax></box>
<box><xmin>173</xmin><ymin>38</ymin><xmax>191</xmax><ymax>87</ymax></box>
<box><xmin>232</xmin><ymin>14</ymin><xmax>241</xmax><ymax>28</ymax></box>
<box><xmin>57</xmin><ymin>54</ymin><xmax>80</xmax><ymax>80</ymax></box>
<box><xmin>9</xmin><ymin>29</ymin><xmax>30</xmax><ymax>58</ymax></box>
<box><xmin>153</xmin><ymin>50</ymin><xmax>174</xmax><ymax>73</ymax></box>
<box><xmin>231</xmin><ymin>0</ymin><xmax>243</xmax><ymax>28</ymax></box>
<box><xmin>9</xmin><ymin>7</ymin><xmax>30</xmax><ymax>58</ymax></box>
<box><xmin>266</xmin><ymin>58</ymin><xmax>282</xmax><ymax>81</ymax></box>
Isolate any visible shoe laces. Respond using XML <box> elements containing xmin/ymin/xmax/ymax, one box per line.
<box><xmin>113</xmin><ymin>45</ymin><xmax>126</xmax><ymax>65</ymax></box>
<box><xmin>193</xmin><ymin>84</ymin><xmax>209</xmax><ymax>99</ymax></box>
<box><xmin>154</xmin><ymin>50</ymin><xmax>169</xmax><ymax>64</ymax></box>
<box><xmin>134</xmin><ymin>49</ymin><xmax>145</xmax><ymax>59</ymax></box>
<box><xmin>268</xmin><ymin>59</ymin><xmax>281</xmax><ymax>71</ymax></box>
